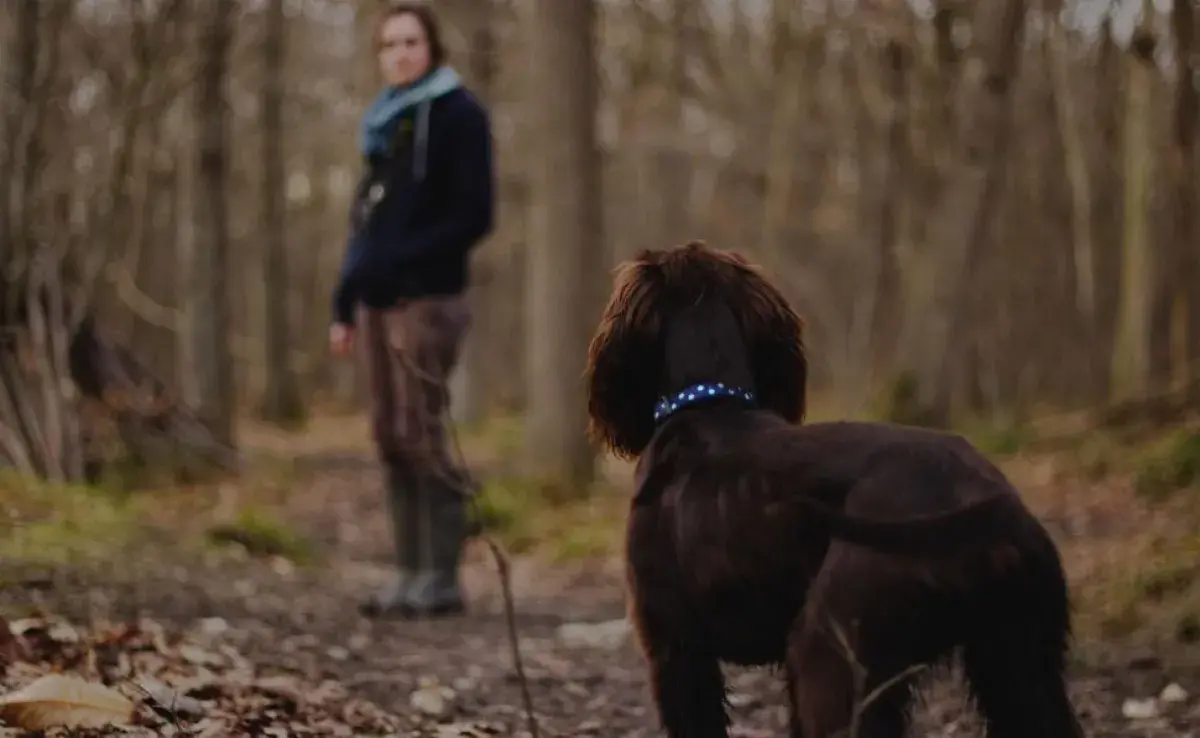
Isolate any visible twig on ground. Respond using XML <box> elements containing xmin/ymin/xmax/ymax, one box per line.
<box><xmin>126</xmin><ymin>678</ymin><xmax>181</xmax><ymax>728</ymax></box>
<box><xmin>828</xmin><ymin>617</ymin><xmax>927</xmax><ymax>738</ymax></box>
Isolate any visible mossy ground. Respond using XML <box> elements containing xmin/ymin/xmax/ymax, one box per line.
<box><xmin>5</xmin><ymin>403</ymin><xmax>1199</xmax><ymax>652</ymax></box>
<box><xmin>0</xmin><ymin>455</ymin><xmax>318</xmax><ymax>583</ymax></box>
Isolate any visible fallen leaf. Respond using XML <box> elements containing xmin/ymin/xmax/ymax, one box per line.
<box><xmin>5</xmin><ymin>618</ymin><xmax>44</xmax><ymax>637</ymax></box>
<box><xmin>0</xmin><ymin>673</ymin><xmax>134</xmax><ymax>730</ymax></box>
<box><xmin>178</xmin><ymin>644</ymin><xmax>224</xmax><ymax>667</ymax></box>
<box><xmin>410</xmin><ymin>682</ymin><xmax>456</xmax><ymax>717</ymax></box>
<box><xmin>1159</xmin><ymin>682</ymin><xmax>1188</xmax><ymax>704</ymax></box>
<box><xmin>436</xmin><ymin>722</ymin><xmax>508</xmax><ymax>737</ymax></box>
<box><xmin>191</xmin><ymin>717</ymin><xmax>231</xmax><ymax>737</ymax></box>
<box><xmin>0</xmin><ymin>619</ymin><xmax>29</xmax><ymax>668</ymax></box>
<box><xmin>555</xmin><ymin>619</ymin><xmax>630</xmax><ymax>650</ymax></box>
<box><xmin>253</xmin><ymin>674</ymin><xmax>303</xmax><ymax>703</ymax></box>
<box><xmin>135</xmin><ymin>677</ymin><xmax>208</xmax><ymax>719</ymax></box>
<box><xmin>46</xmin><ymin>621</ymin><xmax>81</xmax><ymax>644</ymax></box>
<box><xmin>196</xmin><ymin>617</ymin><xmax>229</xmax><ymax>637</ymax></box>
<box><xmin>1120</xmin><ymin>697</ymin><xmax>1159</xmax><ymax>720</ymax></box>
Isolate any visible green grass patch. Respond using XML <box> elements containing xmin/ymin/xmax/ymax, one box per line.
<box><xmin>470</xmin><ymin>475</ymin><xmax>542</xmax><ymax>553</ymax></box>
<box><xmin>853</xmin><ymin>374</ymin><xmax>1040</xmax><ymax>457</ymax></box>
<box><xmin>458</xmin><ymin>413</ymin><xmax>525</xmax><ymax>461</ymax></box>
<box><xmin>471</xmin><ymin>473</ymin><xmax>625</xmax><ymax>561</ymax></box>
<box><xmin>1076</xmin><ymin>532</ymin><xmax>1200</xmax><ymax>643</ymax></box>
<box><xmin>1044</xmin><ymin>423</ymin><xmax>1200</xmax><ymax>494</ymax></box>
<box><xmin>547</xmin><ymin>522</ymin><xmax>620</xmax><ymax>563</ymax></box>
<box><xmin>0</xmin><ymin>470</ymin><xmax>149</xmax><ymax>567</ymax></box>
<box><xmin>1068</xmin><ymin>432</ymin><xmax>1123</xmax><ymax>482</ymax></box>
<box><xmin>204</xmin><ymin>505</ymin><xmax>316</xmax><ymax>564</ymax></box>
<box><xmin>1132</xmin><ymin>430</ymin><xmax>1200</xmax><ymax>503</ymax></box>
<box><xmin>958</xmin><ymin>420</ymin><xmax>1039</xmax><ymax>458</ymax></box>
<box><xmin>873</xmin><ymin>372</ymin><xmax>944</xmax><ymax>428</ymax></box>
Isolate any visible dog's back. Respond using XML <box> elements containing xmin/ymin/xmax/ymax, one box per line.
<box><xmin>640</xmin><ymin>409</ymin><xmax>1026</xmax><ymax>526</ymax></box>
<box><xmin>629</xmin><ymin>409</ymin><xmax>1057</xmax><ymax>664</ymax></box>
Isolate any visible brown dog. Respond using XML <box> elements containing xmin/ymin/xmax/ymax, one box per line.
<box><xmin>584</xmin><ymin>242</ymin><xmax>1083</xmax><ymax>738</ymax></box>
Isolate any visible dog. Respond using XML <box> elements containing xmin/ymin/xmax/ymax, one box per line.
<box><xmin>584</xmin><ymin>242</ymin><xmax>1083</xmax><ymax>738</ymax></box>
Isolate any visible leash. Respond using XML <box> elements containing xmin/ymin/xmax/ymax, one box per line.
<box><xmin>400</xmin><ymin>352</ymin><xmax>540</xmax><ymax>738</ymax></box>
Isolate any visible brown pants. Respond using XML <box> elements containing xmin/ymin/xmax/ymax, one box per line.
<box><xmin>358</xmin><ymin>295</ymin><xmax>471</xmax><ymax>477</ymax></box>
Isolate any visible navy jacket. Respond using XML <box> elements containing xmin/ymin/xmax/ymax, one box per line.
<box><xmin>332</xmin><ymin>87</ymin><xmax>494</xmax><ymax>325</ymax></box>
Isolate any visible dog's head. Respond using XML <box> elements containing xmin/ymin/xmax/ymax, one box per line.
<box><xmin>584</xmin><ymin>241</ymin><xmax>807</xmax><ymax>459</ymax></box>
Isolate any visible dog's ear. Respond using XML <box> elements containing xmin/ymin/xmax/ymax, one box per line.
<box><xmin>730</xmin><ymin>261</ymin><xmax>808</xmax><ymax>424</ymax></box>
<box><xmin>749</xmin><ymin>295</ymin><xmax>807</xmax><ymax>424</ymax></box>
<box><xmin>585</xmin><ymin>260</ymin><xmax>663</xmax><ymax>459</ymax></box>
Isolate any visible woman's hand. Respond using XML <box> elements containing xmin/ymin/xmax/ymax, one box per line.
<box><xmin>329</xmin><ymin>323</ymin><xmax>355</xmax><ymax>357</ymax></box>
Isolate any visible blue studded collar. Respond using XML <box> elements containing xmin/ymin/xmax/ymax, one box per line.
<box><xmin>653</xmin><ymin>382</ymin><xmax>757</xmax><ymax>423</ymax></box>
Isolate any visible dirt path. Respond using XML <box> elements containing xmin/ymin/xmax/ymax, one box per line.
<box><xmin>4</xmin><ymin>427</ymin><xmax>1200</xmax><ymax>737</ymax></box>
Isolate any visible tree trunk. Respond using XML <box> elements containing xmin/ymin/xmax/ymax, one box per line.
<box><xmin>1041</xmin><ymin>0</ymin><xmax>1109</xmax><ymax>405</ymax></box>
<box><xmin>866</xmin><ymin>38</ymin><xmax>910</xmax><ymax>388</ymax></box>
<box><xmin>0</xmin><ymin>3</ymin><xmax>234</xmax><ymax>482</ymax></box>
<box><xmin>1169</xmin><ymin>0</ymin><xmax>1199</xmax><ymax>394</ymax></box>
<box><xmin>1089</xmin><ymin>13</ymin><xmax>1124</xmax><ymax>403</ymax></box>
<box><xmin>654</xmin><ymin>0</ymin><xmax>692</xmax><ymax>244</ymax></box>
<box><xmin>188</xmin><ymin>0</ymin><xmax>237</xmax><ymax>448</ymax></box>
<box><xmin>1110</xmin><ymin>20</ymin><xmax>1158</xmax><ymax>403</ymax></box>
<box><xmin>524</xmin><ymin>0</ymin><xmax>602</xmax><ymax>487</ymax></box>
<box><xmin>0</xmin><ymin>0</ymin><xmax>38</xmax><ymax>272</ymax></box>
<box><xmin>757</xmin><ymin>4</ymin><xmax>807</xmax><ymax>273</ymax></box>
<box><xmin>891</xmin><ymin>0</ymin><xmax>1026</xmax><ymax>428</ymax></box>
<box><xmin>448</xmin><ymin>0</ymin><xmax>498</xmax><ymax>427</ymax></box>
<box><xmin>259</xmin><ymin>0</ymin><xmax>305</xmax><ymax>427</ymax></box>
<box><xmin>176</xmin><ymin>103</ymin><xmax>198</xmax><ymax>407</ymax></box>
<box><xmin>1043</xmin><ymin>5</ymin><xmax>1096</xmax><ymax>324</ymax></box>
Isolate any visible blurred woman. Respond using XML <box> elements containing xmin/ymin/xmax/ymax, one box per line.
<box><xmin>330</xmin><ymin>1</ymin><xmax>494</xmax><ymax>619</ymax></box>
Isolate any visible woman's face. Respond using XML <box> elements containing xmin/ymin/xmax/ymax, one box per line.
<box><xmin>378</xmin><ymin>13</ymin><xmax>432</xmax><ymax>86</ymax></box>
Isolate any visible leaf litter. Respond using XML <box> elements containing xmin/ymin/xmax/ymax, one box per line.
<box><xmin>4</xmin><ymin>442</ymin><xmax>1200</xmax><ymax>737</ymax></box>
<box><xmin>0</xmin><ymin>613</ymin><xmax>405</xmax><ymax>736</ymax></box>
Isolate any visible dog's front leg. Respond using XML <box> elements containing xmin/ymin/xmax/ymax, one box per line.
<box><xmin>647</xmin><ymin>641</ymin><xmax>729</xmax><ymax>738</ymax></box>
<box><xmin>632</xmin><ymin>609</ymin><xmax>730</xmax><ymax>738</ymax></box>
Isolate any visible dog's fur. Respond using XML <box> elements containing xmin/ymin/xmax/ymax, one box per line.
<box><xmin>584</xmin><ymin>242</ymin><xmax>1083</xmax><ymax>738</ymax></box>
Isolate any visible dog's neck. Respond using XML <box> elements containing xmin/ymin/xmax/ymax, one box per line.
<box><xmin>654</xmin><ymin>298</ymin><xmax>759</xmax><ymax>424</ymax></box>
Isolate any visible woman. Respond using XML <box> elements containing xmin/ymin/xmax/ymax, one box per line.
<box><xmin>330</xmin><ymin>1</ymin><xmax>494</xmax><ymax>619</ymax></box>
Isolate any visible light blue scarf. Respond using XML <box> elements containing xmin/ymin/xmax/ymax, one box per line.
<box><xmin>358</xmin><ymin>65</ymin><xmax>462</xmax><ymax>163</ymax></box>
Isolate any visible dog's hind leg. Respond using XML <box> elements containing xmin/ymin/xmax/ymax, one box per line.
<box><xmin>787</xmin><ymin>623</ymin><xmax>916</xmax><ymax>738</ymax></box>
<box><xmin>787</xmin><ymin>554</ymin><xmax>920</xmax><ymax>738</ymax></box>
<box><xmin>961</xmin><ymin>544</ymin><xmax>1084</xmax><ymax>738</ymax></box>
<box><xmin>786</xmin><ymin>626</ymin><xmax>853</xmax><ymax>738</ymax></box>
<box><xmin>962</xmin><ymin>637</ymin><xmax>1083</xmax><ymax>738</ymax></box>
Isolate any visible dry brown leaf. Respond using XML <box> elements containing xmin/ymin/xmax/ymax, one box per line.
<box><xmin>0</xmin><ymin>673</ymin><xmax>135</xmax><ymax>730</ymax></box>
<box><xmin>134</xmin><ymin>677</ymin><xmax>207</xmax><ymax>719</ymax></box>
<box><xmin>190</xmin><ymin>717</ymin><xmax>231</xmax><ymax>737</ymax></box>
<box><xmin>178</xmin><ymin>644</ymin><xmax>224</xmax><ymax>667</ymax></box>
<box><xmin>5</xmin><ymin>618</ymin><xmax>45</xmax><ymax>637</ymax></box>
<box><xmin>0</xmin><ymin>619</ymin><xmax>29</xmax><ymax>668</ymax></box>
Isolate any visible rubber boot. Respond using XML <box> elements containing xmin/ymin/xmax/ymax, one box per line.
<box><xmin>403</xmin><ymin>472</ymin><xmax>468</xmax><ymax>618</ymax></box>
<box><xmin>359</xmin><ymin>466</ymin><xmax>421</xmax><ymax>618</ymax></box>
